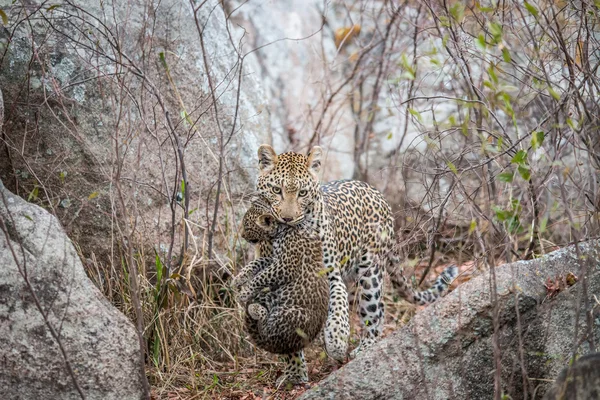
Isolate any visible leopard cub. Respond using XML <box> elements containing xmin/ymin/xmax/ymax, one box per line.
<box><xmin>232</xmin><ymin>197</ymin><xmax>329</xmax><ymax>385</ymax></box>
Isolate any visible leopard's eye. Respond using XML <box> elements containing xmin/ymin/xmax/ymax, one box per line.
<box><xmin>271</xmin><ymin>186</ymin><xmax>282</xmax><ymax>194</ymax></box>
<box><xmin>298</xmin><ymin>189</ymin><xmax>308</xmax><ymax>197</ymax></box>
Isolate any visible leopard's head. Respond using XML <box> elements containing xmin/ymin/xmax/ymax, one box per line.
<box><xmin>241</xmin><ymin>197</ymin><xmax>279</xmax><ymax>244</ymax></box>
<box><xmin>255</xmin><ymin>145</ymin><xmax>322</xmax><ymax>225</ymax></box>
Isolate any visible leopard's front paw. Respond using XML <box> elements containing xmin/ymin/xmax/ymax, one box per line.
<box><xmin>349</xmin><ymin>337</ymin><xmax>375</xmax><ymax>359</ymax></box>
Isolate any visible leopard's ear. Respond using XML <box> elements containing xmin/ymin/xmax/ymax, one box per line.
<box><xmin>256</xmin><ymin>214</ymin><xmax>275</xmax><ymax>230</ymax></box>
<box><xmin>307</xmin><ymin>146</ymin><xmax>322</xmax><ymax>177</ymax></box>
<box><xmin>257</xmin><ymin>145</ymin><xmax>278</xmax><ymax>174</ymax></box>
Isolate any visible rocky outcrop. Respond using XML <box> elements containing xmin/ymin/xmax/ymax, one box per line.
<box><xmin>0</xmin><ymin>180</ymin><xmax>148</xmax><ymax>400</ymax></box>
<box><xmin>301</xmin><ymin>242</ymin><xmax>600</xmax><ymax>399</ymax></box>
<box><xmin>0</xmin><ymin>0</ymin><xmax>273</xmax><ymax>265</ymax></box>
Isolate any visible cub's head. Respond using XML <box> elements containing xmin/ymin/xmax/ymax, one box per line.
<box><xmin>256</xmin><ymin>145</ymin><xmax>322</xmax><ymax>225</ymax></box>
<box><xmin>241</xmin><ymin>198</ymin><xmax>278</xmax><ymax>244</ymax></box>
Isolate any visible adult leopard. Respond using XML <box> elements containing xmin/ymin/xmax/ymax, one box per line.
<box><xmin>254</xmin><ymin>144</ymin><xmax>458</xmax><ymax>361</ymax></box>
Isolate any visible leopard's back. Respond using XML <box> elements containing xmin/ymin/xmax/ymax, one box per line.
<box><xmin>322</xmin><ymin>180</ymin><xmax>396</xmax><ymax>278</ymax></box>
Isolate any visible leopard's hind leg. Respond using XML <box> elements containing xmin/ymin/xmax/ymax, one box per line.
<box><xmin>349</xmin><ymin>251</ymin><xmax>385</xmax><ymax>359</ymax></box>
<box><xmin>276</xmin><ymin>351</ymin><xmax>308</xmax><ymax>387</ymax></box>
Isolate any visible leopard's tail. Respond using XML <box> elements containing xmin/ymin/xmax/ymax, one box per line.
<box><xmin>385</xmin><ymin>253</ymin><xmax>458</xmax><ymax>305</ymax></box>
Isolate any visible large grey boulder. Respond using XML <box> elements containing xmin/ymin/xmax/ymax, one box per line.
<box><xmin>0</xmin><ymin>180</ymin><xmax>148</xmax><ymax>400</ymax></box>
<box><xmin>301</xmin><ymin>242</ymin><xmax>600</xmax><ymax>399</ymax></box>
<box><xmin>543</xmin><ymin>352</ymin><xmax>600</xmax><ymax>400</ymax></box>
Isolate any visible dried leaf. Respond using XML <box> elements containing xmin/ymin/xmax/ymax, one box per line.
<box><xmin>334</xmin><ymin>25</ymin><xmax>361</xmax><ymax>49</ymax></box>
<box><xmin>0</xmin><ymin>9</ymin><xmax>7</xmax><ymax>26</ymax></box>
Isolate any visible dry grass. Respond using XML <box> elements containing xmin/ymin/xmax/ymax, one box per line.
<box><xmin>80</xmin><ymin>232</ymin><xmax>472</xmax><ymax>400</ymax></box>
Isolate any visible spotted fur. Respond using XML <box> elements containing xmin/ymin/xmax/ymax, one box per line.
<box><xmin>254</xmin><ymin>145</ymin><xmax>458</xmax><ymax>361</ymax></box>
<box><xmin>232</xmin><ymin>198</ymin><xmax>328</xmax><ymax>386</ymax></box>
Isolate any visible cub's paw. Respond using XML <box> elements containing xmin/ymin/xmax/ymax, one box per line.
<box><xmin>236</xmin><ymin>285</ymin><xmax>253</xmax><ymax>304</ymax></box>
<box><xmin>231</xmin><ymin>273</ymin><xmax>249</xmax><ymax>290</ymax></box>
<box><xmin>247</xmin><ymin>303</ymin><xmax>268</xmax><ymax>321</ymax></box>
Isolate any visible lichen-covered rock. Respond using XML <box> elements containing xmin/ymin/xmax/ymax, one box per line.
<box><xmin>0</xmin><ymin>180</ymin><xmax>148</xmax><ymax>400</ymax></box>
<box><xmin>301</xmin><ymin>242</ymin><xmax>600</xmax><ymax>399</ymax></box>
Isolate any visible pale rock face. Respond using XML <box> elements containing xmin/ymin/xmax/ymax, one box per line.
<box><xmin>227</xmin><ymin>0</ymin><xmax>357</xmax><ymax>181</ymax></box>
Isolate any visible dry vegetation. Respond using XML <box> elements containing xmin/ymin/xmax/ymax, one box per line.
<box><xmin>1</xmin><ymin>0</ymin><xmax>599</xmax><ymax>399</ymax></box>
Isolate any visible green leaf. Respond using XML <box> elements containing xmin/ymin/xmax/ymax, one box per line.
<box><xmin>483</xmin><ymin>80</ymin><xmax>495</xmax><ymax>90</ymax></box>
<box><xmin>524</xmin><ymin>1</ymin><xmax>539</xmax><ymax>17</ymax></box>
<box><xmin>295</xmin><ymin>328</ymin><xmax>309</xmax><ymax>339</ymax></box>
<box><xmin>539</xmin><ymin>216</ymin><xmax>548</xmax><ymax>233</ymax></box>
<box><xmin>502</xmin><ymin>48</ymin><xmax>511</xmax><ymax>63</ymax></box>
<box><xmin>461</xmin><ymin>117</ymin><xmax>469</xmax><ymax>136</ymax></box>
<box><xmin>511</xmin><ymin>150</ymin><xmax>527</xmax><ymax>165</ymax></box>
<box><xmin>488</xmin><ymin>22</ymin><xmax>503</xmax><ymax>44</ymax></box>
<box><xmin>159</xmin><ymin>51</ymin><xmax>168</xmax><ymax>70</ymax></box>
<box><xmin>531</xmin><ymin>131</ymin><xmax>545</xmax><ymax>150</ymax></box>
<box><xmin>27</xmin><ymin>186</ymin><xmax>39</xmax><ymax>202</ymax></box>
<box><xmin>318</xmin><ymin>266</ymin><xmax>334</xmax><ymax>276</ymax></box>
<box><xmin>476</xmin><ymin>33</ymin><xmax>487</xmax><ymax>51</ymax></box>
<box><xmin>47</xmin><ymin>4</ymin><xmax>61</xmax><ymax>11</ymax></box>
<box><xmin>494</xmin><ymin>207</ymin><xmax>509</xmax><ymax>222</ymax></box>
<box><xmin>506</xmin><ymin>215</ymin><xmax>522</xmax><ymax>234</ymax></box>
<box><xmin>510</xmin><ymin>198</ymin><xmax>522</xmax><ymax>213</ymax></box>
<box><xmin>548</xmin><ymin>86</ymin><xmax>560</xmax><ymax>101</ymax></box>
<box><xmin>488</xmin><ymin>64</ymin><xmax>498</xmax><ymax>84</ymax></box>
<box><xmin>477</xmin><ymin>4</ymin><xmax>495</xmax><ymax>12</ymax></box>
<box><xmin>408</xmin><ymin>108</ymin><xmax>422</xmax><ymax>122</ymax></box>
<box><xmin>24</xmin><ymin>214</ymin><xmax>33</xmax><ymax>222</ymax></box>
<box><xmin>498</xmin><ymin>172</ymin><xmax>514</xmax><ymax>182</ymax></box>
<box><xmin>0</xmin><ymin>9</ymin><xmax>8</xmax><ymax>26</ymax></box>
<box><xmin>386</xmin><ymin>132</ymin><xmax>393</xmax><ymax>140</ymax></box>
<box><xmin>399</xmin><ymin>53</ymin><xmax>415</xmax><ymax>73</ymax></box>
<box><xmin>155</xmin><ymin>254</ymin><xmax>163</xmax><ymax>289</ymax></box>
<box><xmin>180</xmin><ymin>179</ymin><xmax>186</xmax><ymax>196</ymax></box>
<box><xmin>438</xmin><ymin>15</ymin><xmax>450</xmax><ymax>28</ymax></box>
<box><xmin>518</xmin><ymin>165</ymin><xmax>531</xmax><ymax>180</ymax></box>
<box><xmin>449</xmin><ymin>3</ymin><xmax>465</xmax><ymax>23</ymax></box>
<box><xmin>497</xmin><ymin>136</ymin><xmax>504</xmax><ymax>151</ymax></box>
<box><xmin>88</xmin><ymin>191</ymin><xmax>99</xmax><ymax>200</ymax></box>
<box><xmin>468</xmin><ymin>219</ymin><xmax>477</xmax><ymax>234</ymax></box>
<box><xmin>447</xmin><ymin>161</ymin><xmax>458</xmax><ymax>174</ymax></box>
